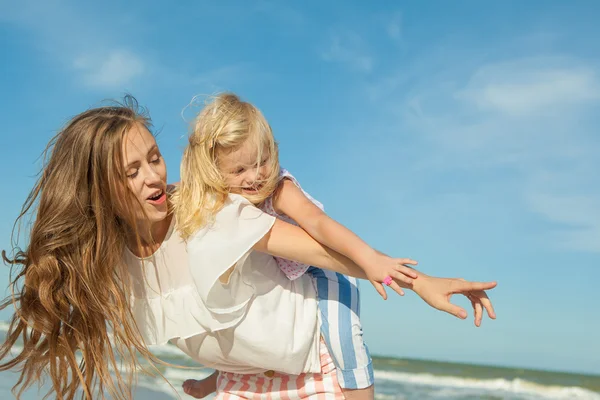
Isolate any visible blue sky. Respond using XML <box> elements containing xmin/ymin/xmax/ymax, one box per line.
<box><xmin>1</xmin><ymin>0</ymin><xmax>599</xmax><ymax>375</ymax></box>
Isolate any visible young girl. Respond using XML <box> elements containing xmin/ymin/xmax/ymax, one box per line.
<box><xmin>179</xmin><ymin>93</ymin><xmax>420</xmax><ymax>400</ymax></box>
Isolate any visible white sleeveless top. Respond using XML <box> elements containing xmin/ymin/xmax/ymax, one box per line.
<box><xmin>125</xmin><ymin>194</ymin><xmax>322</xmax><ymax>375</ymax></box>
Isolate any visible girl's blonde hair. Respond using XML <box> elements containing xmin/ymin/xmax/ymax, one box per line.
<box><xmin>0</xmin><ymin>96</ymin><xmax>163</xmax><ymax>400</ymax></box>
<box><xmin>174</xmin><ymin>93</ymin><xmax>280</xmax><ymax>239</ymax></box>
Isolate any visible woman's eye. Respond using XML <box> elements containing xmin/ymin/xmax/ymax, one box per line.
<box><xmin>127</xmin><ymin>170</ymin><xmax>139</xmax><ymax>179</ymax></box>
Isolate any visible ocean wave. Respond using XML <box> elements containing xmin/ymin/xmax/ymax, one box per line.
<box><xmin>375</xmin><ymin>393</ymin><xmax>406</xmax><ymax>400</ymax></box>
<box><xmin>374</xmin><ymin>370</ymin><xmax>600</xmax><ymax>399</ymax></box>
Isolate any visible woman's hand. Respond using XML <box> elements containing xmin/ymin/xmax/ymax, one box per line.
<box><xmin>407</xmin><ymin>274</ymin><xmax>497</xmax><ymax>326</ymax></box>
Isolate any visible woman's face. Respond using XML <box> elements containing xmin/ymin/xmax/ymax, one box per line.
<box><xmin>121</xmin><ymin>123</ymin><xmax>168</xmax><ymax>223</ymax></box>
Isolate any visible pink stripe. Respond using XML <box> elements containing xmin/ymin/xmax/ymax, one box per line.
<box><xmin>215</xmin><ymin>373</ymin><xmax>226</xmax><ymax>400</ymax></box>
<box><xmin>320</xmin><ymin>340</ymin><xmax>343</xmax><ymax>400</ymax></box>
<box><xmin>279</xmin><ymin>374</ymin><xmax>291</xmax><ymax>400</ymax></box>
<box><xmin>265</xmin><ymin>375</ymin><xmax>274</xmax><ymax>400</ymax></box>
<box><xmin>214</xmin><ymin>342</ymin><xmax>345</xmax><ymax>399</ymax></box>
<box><xmin>239</xmin><ymin>375</ymin><xmax>251</xmax><ymax>398</ymax></box>
<box><xmin>217</xmin><ymin>372</ymin><xmax>237</xmax><ymax>400</ymax></box>
<box><xmin>224</xmin><ymin>374</ymin><xmax>238</xmax><ymax>393</ymax></box>
<box><xmin>255</xmin><ymin>376</ymin><xmax>266</xmax><ymax>397</ymax></box>
<box><xmin>295</xmin><ymin>374</ymin><xmax>306</xmax><ymax>399</ymax></box>
<box><xmin>330</xmin><ymin>368</ymin><xmax>343</xmax><ymax>400</ymax></box>
<box><xmin>314</xmin><ymin>370</ymin><xmax>325</xmax><ymax>400</ymax></box>
<box><xmin>231</xmin><ymin>374</ymin><xmax>248</xmax><ymax>400</ymax></box>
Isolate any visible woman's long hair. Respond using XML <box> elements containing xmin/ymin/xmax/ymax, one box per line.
<box><xmin>0</xmin><ymin>96</ymin><xmax>162</xmax><ymax>399</ymax></box>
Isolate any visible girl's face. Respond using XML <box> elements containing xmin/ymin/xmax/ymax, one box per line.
<box><xmin>121</xmin><ymin>123</ymin><xmax>168</xmax><ymax>223</ymax></box>
<box><xmin>218</xmin><ymin>138</ymin><xmax>272</xmax><ymax>202</ymax></box>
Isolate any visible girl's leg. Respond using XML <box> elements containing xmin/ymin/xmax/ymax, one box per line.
<box><xmin>307</xmin><ymin>267</ymin><xmax>375</xmax><ymax>400</ymax></box>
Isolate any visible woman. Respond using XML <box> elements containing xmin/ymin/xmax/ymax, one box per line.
<box><xmin>0</xmin><ymin>96</ymin><xmax>496</xmax><ymax>400</ymax></box>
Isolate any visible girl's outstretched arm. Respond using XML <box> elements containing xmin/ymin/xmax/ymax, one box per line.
<box><xmin>274</xmin><ymin>178</ymin><xmax>417</xmax><ymax>299</ymax></box>
<box><xmin>253</xmin><ymin>217</ymin><xmax>373</xmax><ymax>279</ymax></box>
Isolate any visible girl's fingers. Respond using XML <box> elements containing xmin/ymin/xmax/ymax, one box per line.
<box><xmin>397</xmin><ymin>258</ymin><xmax>418</xmax><ymax>266</ymax></box>
<box><xmin>387</xmin><ymin>280</ymin><xmax>405</xmax><ymax>297</ymax></box>
<box><xmin>372</xmin><ymin>281</ymin><xmax>388</xmax><ymax>300</ymax></box>
<box><xmin>391</xmin><ymin>269</ymin><xmax>414</xmax><ymax>285</ymax></box>
<box><xmin>395</xmin><ymin>264</ymin><xmax>418</xmax><ymax>279</ymax></box>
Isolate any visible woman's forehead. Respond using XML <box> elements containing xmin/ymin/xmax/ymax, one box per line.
<box><xmin>122</xmin><ymin>123</ymin><xmax>157</xmax><ymax>162</ymax></box>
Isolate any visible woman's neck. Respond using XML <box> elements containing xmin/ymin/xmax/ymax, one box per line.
<box><xmin>126</xmin><ymin>213</ymin><xmax>173</xmax><ymax>258</ymax></box>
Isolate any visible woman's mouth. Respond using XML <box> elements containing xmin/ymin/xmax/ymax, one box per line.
<box><xmin>147</xmin><ymin>190</ymin><xmax>166</xmax><ymax>205</ymax></box>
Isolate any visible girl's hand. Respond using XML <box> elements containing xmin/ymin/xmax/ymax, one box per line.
<box><xmin>409</xmin><ymin>274</ymin><xmax>497</xmax><ymax>326</ymax></box>
<box><xmin>362</xmin><ymin>254</ymin><xmax>419</xmax><ymax>299</ymax></box>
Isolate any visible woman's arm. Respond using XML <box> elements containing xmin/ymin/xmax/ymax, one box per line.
<box><xmin>273</xmin><ymin>179</ymin><xmax>376</xmax><ymax>265</ymax></box>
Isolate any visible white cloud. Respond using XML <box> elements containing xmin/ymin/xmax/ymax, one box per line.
<box><xmin>2</xmin><ymin>2</ymin><xmax>149</xmax><ymax>91</ymax></box>
<box><xmin>456</xmin><ymin>58</ymin><xmax>600</xmax><ymax>117</ymax></box>
<box><xmin>321</xmin><ymin>32</ymin><xmax>373</xmax><ymax>73</ymax></box>
<box><xmin>73</xmin><ymin>50</ymin><xmax>145</xmax><ymax>89</ymax></box>
<box><xmin>372</xmin><ymin>55</ymin><xmax>600</xmax><ymax>253</ymax></box>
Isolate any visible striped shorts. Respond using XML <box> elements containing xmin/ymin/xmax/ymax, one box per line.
<box><xmin>215</xmin><ymin>339</ymin><xmax>344</xmax><ymax>400</ymax></box>
<box><xmin>308</xmin><ymin>267</ymin><xmax>374</xmax><ymax>389</ymax></box>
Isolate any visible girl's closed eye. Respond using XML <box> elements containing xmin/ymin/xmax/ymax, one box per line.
<box><xmin>127</xmin><ymin>169</ymin><xmax>139</xmax><ymax>179</ymax></box>
<box><xmin>150</xmin><ymin>154</ymin><xmax>162</xmax><ymax>164</ymax></box>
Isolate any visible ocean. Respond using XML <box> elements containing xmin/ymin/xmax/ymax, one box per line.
<box><xmin>1</xmin><ymin>321</ymin><xmax>598</xmax><ymax>399</ymax></box>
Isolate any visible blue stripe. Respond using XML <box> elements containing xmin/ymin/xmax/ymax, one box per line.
<box><xmin>308</xmin><ymin>267</ymin><xmax>332</xmax><ymax>361</ymax></box>
<box><xmin>308</xmin><ymin>267</ymin><xmax>361</xmax><ymax>389</ymax></box>
<box><xmin>337</xmin><ymin>272</ymin><xmax>358</xmax><ymax>376</ymax></box>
